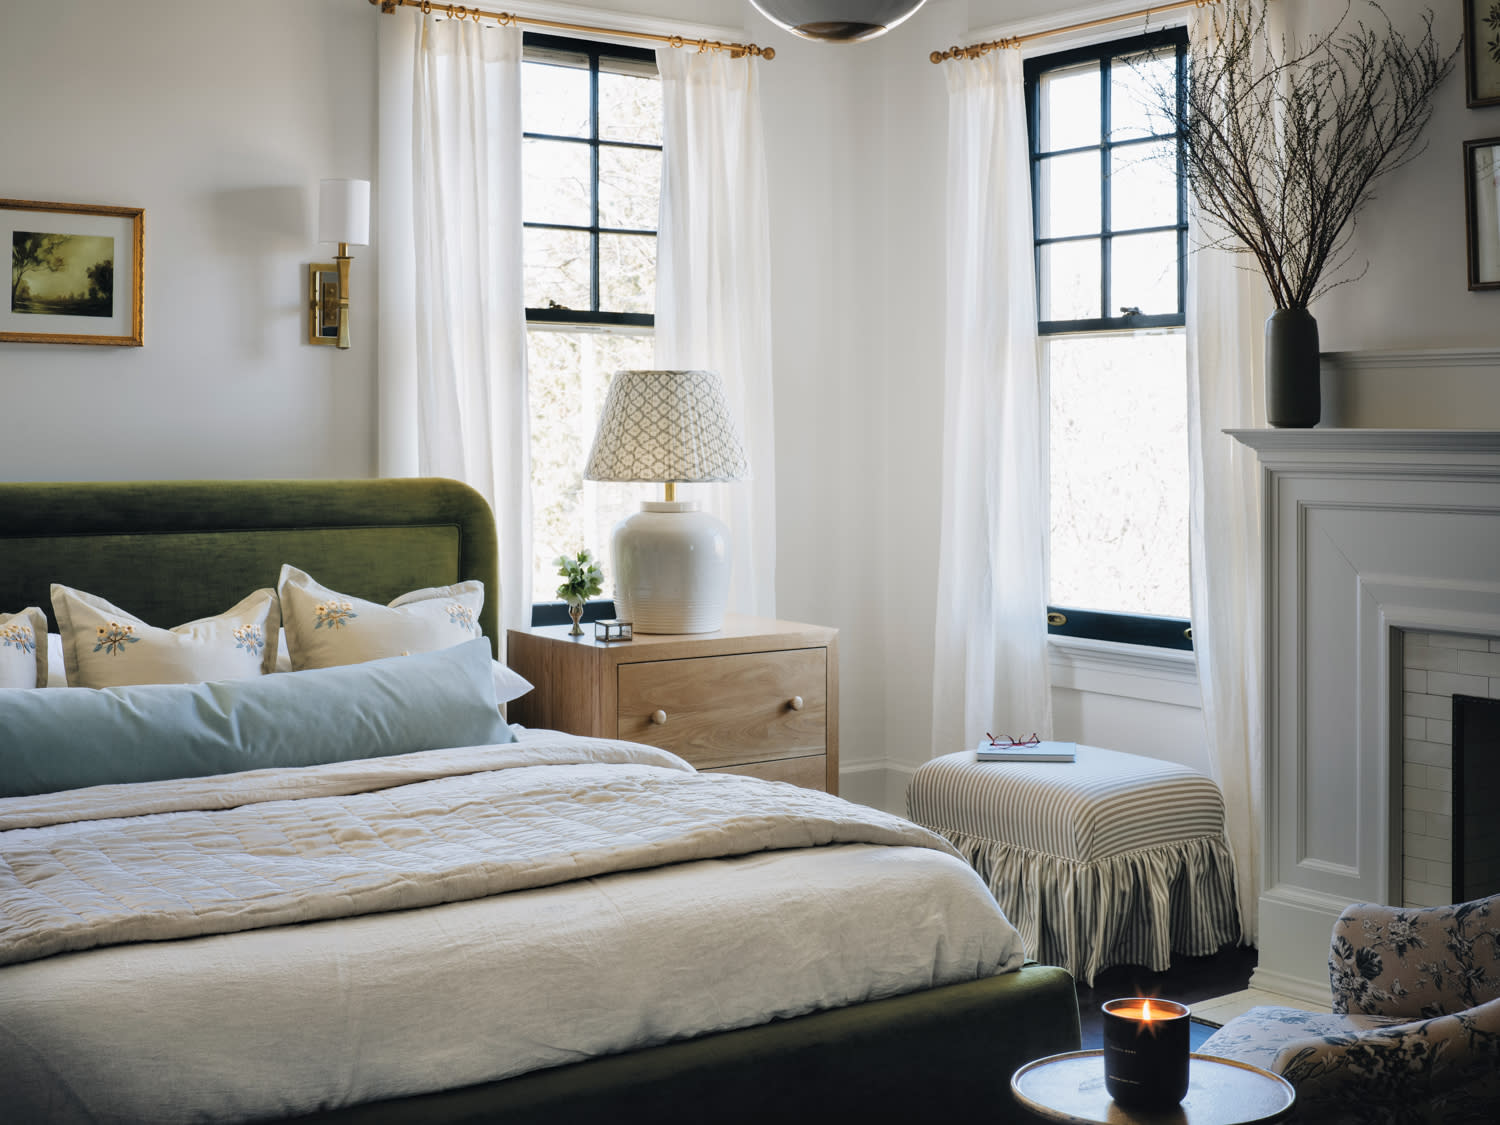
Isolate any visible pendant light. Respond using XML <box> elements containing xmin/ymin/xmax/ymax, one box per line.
<box><xmin>750</xmin><ymin>0</ymin><xmax>927</xmax><ymax>43</ymax></box>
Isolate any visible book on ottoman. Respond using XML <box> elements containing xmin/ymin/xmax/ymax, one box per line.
<box><xmin>974</xmin><ymin>738</ymin><xmax>1076</xmax><ymax>763</ymax></box>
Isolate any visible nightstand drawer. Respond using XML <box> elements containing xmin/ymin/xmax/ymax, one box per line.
<box><xmin>617</xmin><ymin>648</ymin><xmax>827</xmax><ymax>769</ymax></box>
<box><xmin>706</xmin><ymin>755</ymin><xmax>827</xmax><ymax>791</ymax></box>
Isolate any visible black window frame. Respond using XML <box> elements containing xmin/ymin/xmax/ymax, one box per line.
<box><xmin>523</xmin><ymin>32</ymin><xmax>659</xmax><ymax>625</ymax></box>
<box><xmin>1025</xmin><ymin>29</ymin><xmax>1193</xmax><ymax>653</ymax></box>
<box><xmin>522</xmin><ymin>31</ymin><xmax>660</xmax><ymax>331</ymax></box>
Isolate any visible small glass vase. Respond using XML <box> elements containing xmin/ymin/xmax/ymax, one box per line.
<box><xmin>567</xmin><ymin>603</ymin><xmax>585</xmax><ymax>635</ymax></box>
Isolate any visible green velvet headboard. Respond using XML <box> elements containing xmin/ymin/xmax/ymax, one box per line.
<box><xmin>0</xmin><ymin>479</ymin><xmax>501</xmax><ymax>659</ymax></box>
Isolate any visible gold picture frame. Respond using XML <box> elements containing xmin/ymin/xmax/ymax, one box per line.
<box><xmin>3</xmin><ymin>198</ymin><xmax>144</xmax><ymax>346</ymax></box>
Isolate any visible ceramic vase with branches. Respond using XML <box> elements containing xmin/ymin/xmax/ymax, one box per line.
<box><xmin>1160</xmin><ymin>0</ymin><xmax>1456</xmax><ymax>426</ymax></box>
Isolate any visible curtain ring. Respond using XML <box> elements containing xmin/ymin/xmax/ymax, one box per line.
<box><xmin>419</xmin><ymin>0</ymin><xmax>431</xmax><ymax>14</ymax></box>
<box><xmin>668</xmin><ymin>34</ymin><xmax>684</xmax><ymax>49</ymax></box>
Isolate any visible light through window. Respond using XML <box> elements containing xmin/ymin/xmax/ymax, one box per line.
<box><xmin>1026</xmin><ymin>29</ymin><xmax>1193</xmax><ymax>649</ymax></box>
<box><xmin>523</xmin><ymin>34</ymin><xmax>661</xmax><ymax>604</ymax></box>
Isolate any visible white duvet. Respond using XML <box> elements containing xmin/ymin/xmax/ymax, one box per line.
<box><xmin>0</xmin><ymin>731</ymin><xmax>1026</xmax><ymax>1122</ymax></box>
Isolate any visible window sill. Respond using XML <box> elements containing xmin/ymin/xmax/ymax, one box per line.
<box><xmin>1047</xmin><ymin>634</ymin><xmax>1201</xmax><ymax>708</ymax></box>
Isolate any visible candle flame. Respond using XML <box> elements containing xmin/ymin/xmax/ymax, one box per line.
<box><xmin>1141</xmin><ymin>1000</ymin><xmax>1155</xmax><ymax>1021</ymax></box>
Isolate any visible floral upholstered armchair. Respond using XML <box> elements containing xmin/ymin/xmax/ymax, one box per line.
<box><xmin>1200</xmin><ymin>895</ymin><xmax>1500</xmax><ymax>1123</ymax></box>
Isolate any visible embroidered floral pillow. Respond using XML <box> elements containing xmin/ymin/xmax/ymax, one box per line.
<box><xmin>51</xmin><ymin>585</ymin><xmax>279</xmax><ymax>688</ymax></box>
<box><xmin>278</xmin><ymin>564</ymin><xmax>486</xmax><ymax>672</ymax></box>
<box><xmin>0</xmin><ymin>607</ymin><xmax>48</xmax><ymax>689</ymax></box>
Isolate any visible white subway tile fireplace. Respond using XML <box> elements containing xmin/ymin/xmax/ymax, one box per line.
<box><xmin>1232</xmin><ymin>431</ymin><xmax>1500</xmax><ymax>1003</ymax></box>
<box><xmin>1400</xmin><ymin>631</ymin><xmax>1500</xmax><ymax>907</ymax></box>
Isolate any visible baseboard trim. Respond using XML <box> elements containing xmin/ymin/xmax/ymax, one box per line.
<box><xmin>839</xmin><ymin>761</ymin><xmax>917</xmax><ymax>816</ymax></box>
<box><xmin>1247</xmin><ymin>967</ymin><xmax>1334</xmax><ymax>1009</ymax></box>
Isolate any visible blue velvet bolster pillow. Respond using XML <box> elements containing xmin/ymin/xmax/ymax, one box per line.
<box><xmin>0</xmin><ymin>638</ymin><xmax>515</xmax><ymax>798</ymax></box>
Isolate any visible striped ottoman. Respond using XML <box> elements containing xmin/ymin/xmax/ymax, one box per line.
<box><xmin>907</xmin><ymin>746</ymin><xmax>1241</xmax><ymax>984</ymax></box>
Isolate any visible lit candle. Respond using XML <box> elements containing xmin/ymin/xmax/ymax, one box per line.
<box><xmin>1102</xmin><ymin>997</ymin><xmax>1191</xmax><ymax>1108</ymax></box>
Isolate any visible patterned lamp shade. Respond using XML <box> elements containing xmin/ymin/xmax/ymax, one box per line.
<box><xmin>585</xmin><ymin>370</ymin><xmax>750</xmax><ymax>484</ymax></box>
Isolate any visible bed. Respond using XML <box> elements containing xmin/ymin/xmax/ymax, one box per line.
<box><xmin>0</xmin><ymin>478</ymin><xmax>1080</xmax><ymax>1124</ymax></box>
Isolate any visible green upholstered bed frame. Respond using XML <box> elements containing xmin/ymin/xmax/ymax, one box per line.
<box><xmin>0</xmin><ymin>478</ymin><xmax>1080</xmax><ymax>1123</ymax></box>
<box><xmin>0</xmin><ymin>478</ymin><xmax>501</xmax><ymax>659</ymax></box>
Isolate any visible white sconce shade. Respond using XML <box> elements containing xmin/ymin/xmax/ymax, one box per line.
<box><xmin>317</xmin><ymin>179</ymin><xmax>370</xmax><ymax>246</ymax></box>
<box><xmin>750</xmin><ymin>0</ymin><xmax>927</xmax><ymax>42</ymax></box>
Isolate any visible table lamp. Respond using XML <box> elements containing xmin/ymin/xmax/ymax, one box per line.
<box><xmin>584</xmin><ymin>369</ymin><xmax>750</xmax><ymax>634</ymax></box>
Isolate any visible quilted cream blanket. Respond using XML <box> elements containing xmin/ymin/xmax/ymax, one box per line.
<box><xmin>0</xmin><ymin>736</ymin><xmax>958</xmax><ymax>968</ymax></box>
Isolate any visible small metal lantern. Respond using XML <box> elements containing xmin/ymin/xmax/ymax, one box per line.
<box><xmin>594</xmin><ymin>618</ymin><xmax>633</xmax><ymax>642</ymax></box>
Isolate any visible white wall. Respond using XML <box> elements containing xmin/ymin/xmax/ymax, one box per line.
<box><xmin>0</xmin><ymin>0</ymin><xmax>379</xmax><ymax>481</ymax></box>
<box><xmin>2</xmin><ymin>0</ymin><xmax>1493</xmax><ymax>814</ymax></box>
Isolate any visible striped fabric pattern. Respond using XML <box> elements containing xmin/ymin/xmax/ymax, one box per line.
<box><xmin>907</xmin><ymin>747</ymin><xmax>1242</xmax><ymax>984</ymax></box>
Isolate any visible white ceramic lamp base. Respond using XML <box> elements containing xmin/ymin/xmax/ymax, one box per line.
<box><xmin>611</xmin><ymin>501</ymin><xmax>731</xmax><ymax>634</ymax></box>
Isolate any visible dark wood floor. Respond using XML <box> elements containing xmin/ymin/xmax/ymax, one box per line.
<box><xmin>1074</xmin><ymin>943</ymin><xmax>1257</xmax><ymax>1050</ymax></box>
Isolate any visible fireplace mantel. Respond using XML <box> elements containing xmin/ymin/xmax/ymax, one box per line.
<box><xmin>1229</xmin><ymin>428</ymin><xmax>1500</xmax><ymax>463</ymax></box>
<box><xmin>1232</xmin><ymin>429</ymin><xmax>1500</xmax><ymax>1002</ymax></box>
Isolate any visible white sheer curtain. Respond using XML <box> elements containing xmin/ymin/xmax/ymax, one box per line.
<box><xmin>931</xmin><ymin>50</ymin><xmax>1052</xmax><ymax>758</ymax></box>
<box><xmin>653</xmin><ymin>48</ymin><xmax>776</xmax><ymax>619</ymax></box>
<box><xmin>377</xmin><ymin>10</ymin><xmax>532</xmax><ymax>634</ymax></box>
<box><xmin>1185</xmin><ymin>3</ymin><xmax>1275</xmax><ymax>945</ymax></box>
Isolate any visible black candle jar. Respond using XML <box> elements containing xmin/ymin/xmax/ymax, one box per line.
<box><xmin>1102</xmin><ymin>997</ymin><xmax>1191</xmax><ymax>1108</ymax></box>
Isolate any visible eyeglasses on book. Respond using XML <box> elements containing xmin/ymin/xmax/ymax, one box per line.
<box><xmin>984</xmin><ymin>732</ymin><xmax>1040</xmax><ymax>748</ymax></box>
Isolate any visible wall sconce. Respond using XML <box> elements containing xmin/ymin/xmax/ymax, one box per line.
<box><xmin>308</xmin><ymin>179</ymin><xmax>369</xmax><ymax>349</ymax></box>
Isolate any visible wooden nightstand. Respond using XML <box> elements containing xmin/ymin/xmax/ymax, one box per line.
<box><xmin>506</xmin><ymin>615</ymin><xmax>838</xmax><ymax>794</ymax></box>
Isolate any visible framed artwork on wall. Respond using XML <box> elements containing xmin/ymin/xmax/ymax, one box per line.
<box><xmin>1468</xmin><ymin>0</ymin><xmax>1500</xmax><ymax>108</ymax></box>
<box><xmin>3</xmin><ymin>198</ymin><xmax>143</xmax><ymax>346</ymax></box>
<box><xmin>1466</xmin><ymin>137</ymin><xmax>1500</xmax><ymax>291</ymax></box>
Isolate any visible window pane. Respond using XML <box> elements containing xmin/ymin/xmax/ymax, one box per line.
<box><xmin>1040</xmin><ymin>239</ymin><xmax>1101</xmax><ymax>321</ymax></box>
<box><xmin>1048</xmin><ymin>333</ymin><xmax>1189</xmax><ymax>618</ymax></box>
<box><xmin>1040</xmin><ymin>151</ymin><xmax>1101</xmax><ymax>239</ymax></box>
<box><xmin>527</xmin><ymin>328</ymin><xmax>655</xmax><ymax>599</ymax></box>
<box><xmin>1110</xmin><ymin>141</ymin><xmax>1178</xmax><ymax>231</ymax></box>
<box><xmin>599</xmin><ymin>145</ymin><xmax>660</xmax><ymax>231</ymax></box>
<box><xmin>1039</xmin><ymin>62</ymin><xmax>1100</xmax><ymax>151</ymax></box>
<box><xmin>1110</xmin><ymin>48</ymin><xmax>1175</xmax><ymax>142</ymax></box>
<box><xmin>522</xmin><ymin>60</ymin><xmax>590</xmax><ymax>138</ymax></box>
<box><xmin>1111</xmin><ymin>231</ymin><xmax>1179</xmax><ymax>315</ymax></box>
<box><xmin>523</xmin><ymin>139</ymin><xmax>592</xmax><ymax>226</ymax></box>
<box><xmin>599</xmin><ymin>69</ymin><xmax>663</xmax><ymax>145</ymax></box>
<box><xmin>599</xmin><ymin>233</ymin><xmax>655</xmax><ymax>313</ymax></box>
<box><xmin>524</xmin><ymin>227</ymin><xmax>592</xmax><ymax>311</ymax></box>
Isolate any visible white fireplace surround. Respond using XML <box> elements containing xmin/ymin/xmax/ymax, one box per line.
<box><xmin>1231</xmin><ymin>430</ymin><xmax>1500</xmax><ymax>1004</ymax></box>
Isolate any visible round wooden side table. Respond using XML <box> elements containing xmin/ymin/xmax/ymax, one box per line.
<box><xmin>1011</xmin><ymin>1050</ymin><xmax>1296</xmax><ymax>1124</ymax></box>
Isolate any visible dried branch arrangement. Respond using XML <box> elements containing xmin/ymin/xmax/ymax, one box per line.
<box><xmin>1164</xmin><ymin>0</ymin><xmax>1456</xmax><ymax>309</ymax></box>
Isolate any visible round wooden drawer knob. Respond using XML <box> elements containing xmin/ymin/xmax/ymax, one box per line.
<box><xmin>789</xmin><ymin>696</ymin><xmax>804</xmax><ymax>711</ymax></box>
<box><xmin>651</xmin><ymin>709</ymin><xmax>668</xmax><ymax>725</ymax></box>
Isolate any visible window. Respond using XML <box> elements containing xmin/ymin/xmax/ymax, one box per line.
<box><xmin>1025</xmin><ymin>29</ymin><xmax>1193</xmax><ymax>651</ymax></box>
<box><xmin>522</xmin><ymin>34</ymin><xmax>662</xmax><ymax>614</ymax></box>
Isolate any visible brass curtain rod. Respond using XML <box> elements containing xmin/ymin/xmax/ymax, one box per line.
<box><xmin>930</xmin><ymin>0</ymin><xmax>1218</xmax><ymax>63</ymax></box>
<box><xmin>371</xmin><ymin>0</ymin><xmax>775</xmax><ymax>60</ymax></box>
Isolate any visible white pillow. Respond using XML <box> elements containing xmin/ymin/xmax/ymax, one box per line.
<box><xmin>0</xmin><ymin>607</ymin><xmax>47</xmax><ymax>689</ymax></box>
<box><xmin>489</xmin><ymin>660</ymin><xmax>533</xmax><ymax>706</ymax></box>
<box><xmin>51</xmin><ymin>585</ymin><xmax>280</xmax><ymax>688</ymax></box>
<box><xmin>279</xmin><ymin>565</ymin><xmax>485</xmax><ymax>669</ymax></box>
<box><xmin>277</xmin><ymin>567</ymin><xmax>532</xmax><ymax>703</ymax></box>
<box><xmin>46</xmin><ymin>632</ymin><xmax>66</xmax><ymax>687</ymax></box>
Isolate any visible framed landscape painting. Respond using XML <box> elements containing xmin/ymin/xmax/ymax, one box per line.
<box><xmin>3</xmin><ymin>198</ymin><xmax>143</xmax><ymax>345</ymax></box>
<box><xmin>1468</xmin><ymin>0</ymin><xmax>1500</xmax><ymax>108</ymax></box>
